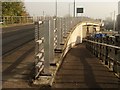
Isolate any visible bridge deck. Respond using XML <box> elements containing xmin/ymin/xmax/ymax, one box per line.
<box><xmin>52</xmin><ymin>44</ymin><xmax>120</xmax><ymax>89</ymax></box>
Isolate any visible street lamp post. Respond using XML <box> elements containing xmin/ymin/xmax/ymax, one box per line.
<box><xmin>73</xmin><ymin>0</ymin><xmax>75</xmax><ymax>17</ymax></box>
<box><xmin>55</xmin><ymin>0</ymin><xmax>57</xmax><ymax>17</ymax></box>
<box><xmin>69</xmin><ymin>3</ymin><xmax>70</xmax><ymax>17</ymax></box>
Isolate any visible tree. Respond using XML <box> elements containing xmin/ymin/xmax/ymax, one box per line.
<box><xmin>2</xmin><ymin>1</ymin><xmax>28</xmax><ymax>16</ymax></box>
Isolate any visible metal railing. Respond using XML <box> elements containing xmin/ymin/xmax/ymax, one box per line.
<box><xmin>34</xmin><ymin>16</ymin><xmax>102</xmax><ymax>79</ymax></box>
<box><xmin>34</xmin><ymin>17</ymin><xmax>84</xmax><ymax>78</ymax></box>
<box><xmin>0</xmin><ymin>16</ymin><xmax>34</xmax><ymax>26</ymax></box>
<box><xmin>84</xmin><ymin>36</ymin><xmax>120</xmax><ymax>78</ymax></box>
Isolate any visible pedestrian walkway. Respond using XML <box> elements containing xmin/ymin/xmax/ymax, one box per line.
<box><xmin>52</xmin><ymin>44</ymin><xmax>120</xmax><ymax>89</ymax></box>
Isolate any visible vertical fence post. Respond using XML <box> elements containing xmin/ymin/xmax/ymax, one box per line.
<box><xmin>113</xmin><ymin>36</ymin><xmax>120</xmax><ymax>78</ymax></box>
<box><xmin>35</xmin><ymin>20</ymin><xmax>46</xmax><ymax>77</ymax></box>
<box><xmin>113</xmin><ymin>36</ymin><xmax>116</xmax><ymax>72</ymax></box>
<box><xmin>105</xmin><ymin>36</ymin><xmax>109</xmax><ymax>65</ymax></box>
<box><xmin>61</xmin><ymin>18</ymin><xmax>64</xmax><ymax>44</ymax></box>
<box><xmin>109</xmin><ymin>37</ymin><xmax>113</xmax><ymax>71</ymax></box>
<box><xmin>60</xmin><ymin>18</ymin><xmax>62</xmax><ymax>44</ymax></box>
<box><xmin>63</xmin><ymin>18</ymin><xmax>65</xmax><ymax>43</ymax></box>
<box><xmin>35</xmin><ymin>21</ymin><xmax>39</xmax><ymax>76</ymax></box>
<box><xmin>99</xmin><ymin>37</ymin><xmax>102</xmax><ymax>59</ymax></box>
<box><xmin>53</xmin><ymin>18</ymin><xmax>57</xmax><ymax>49</ymax></box>
<box><xmin>6</xmin><ymin>16</ymin><xmax>8</xmax><ymax>25</ymax></box>
<box><xmin>44</xmin><ymin>20</ymin><xmax>50</xmax><ymax>75</ymax></box>
<box><xmin>49</xmin><ymin>19</ymin><xmax>55</xmax><ymax>64</ymax></box>
<box><xmin>56</xmin><ymin>18</ymin><xmax>62</xmax><ymax>50</ymax></box>
<box><xmin>63</xmin><ymin>18</ymin><xmax>67</xmax><ymax>38</ymax></box>
<box><xmin>116</xmin><ymin>36</ymin><xmax>120</xmax><ymax>78</ymax></box>
<box><xmin>31</xmin><ymin>17</ymin><xmax>33</xmax><ymax>23</ymax></box>
<box><xmin>93</xmin><ymin>38</ymin><xmax>95</xmax><ymax>55</ymax></box>
<box><xmin>102</xmin><ymin>37</ymin><xmax>105</xmax><ymax>62</ymax></box>
<box><xmin>11</xmin><ymin>16</ymin><xmax>13</xmax><ymax>24</ymax></box>
<box><xmin>101</xmin><ymin>37</ymin><xmax>103</xmax><ymax>60</ymax></box>
<box><xmin>26</xmin><ymin>16</ymin><xmax>28</xmax><ymax>23</ymax></box>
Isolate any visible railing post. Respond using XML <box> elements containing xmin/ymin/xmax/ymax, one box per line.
<box><xmin>64</xmin><ymin>17</ymin><xmax>66</xmax><ymax>39</ymax></box>
<box><xmin>11</xmin><ymin>16</ymin><xmax>13</xmax><ymax>24</ymax></box>
<box><xmin>61</xmin><ymin>18</ymin><xmax>65</xmax><ymax>43</ymax></box>
<box><xmin>113</xmin><ymin>36</ymin><xmax>116</xmax><ymax>72</ymax></box>
<box><xmin>108</xmin><ymin>37</ymin><xmax>113</xmax><ymax>70</ymax></box>
<box><xmin>99</xmin><ymin>37</ymin><xmax>102</xmax><ymax>60</ymax></box>
<box><xmin>35</xmin><ymin>21</ymin><xmax>40</xmax><ymax>77</ymax></box>
<box><xmin>49</xmin><ymin>19</ymin><xmax>55</xmax><ymax>64</ymax></box>
<box><xmin>44</xmin><ymin>20</ymin><xmax>50</xmax><ymax>75</ymax></box>
<box><xmin>102</xmin><ymin>37</ymin><xmax>105</xmax><ymax>62</ymax></box>
<box><xmin>35</xmin><ymin>21</ymin><xmax>45</xmax><ymax>77</ymax></box>
<box><xmin>6</xmin><ymin>16</ymin><xmax>8</xmax><ymax>25</ymax></box>
<box><xmin>102</xmin><ymin>37</ymin><xmax>105</xmax><ymax>61</ymax></box>
<box><xmin>105</xmin><ymin>36</ymin><xmax>109</xmax><ymax>65</ymax></box>
<box><xmin>53</xmin><ymin>18</ymin><xmax>57</xmax><ymax>49</ymax></box>
<box><xmin>113</xmin><ymin>36</ymin><xmax>120</xmax><ymax>77</ymax></box>
<box><xmin>35</xmin><ymin>20</ymin><xmax>52</xmax><ymax>77</ymax></box>
<box><xmin>26</xmin><ymin>16</ymin><xmax>28</xmax><ymax>23</ymax></box>
<box><xmin>95</xmin><ymin>38</ymin><xmax>98</xmax><ymax>57</ymax></box>
<box><xmin>56</xmin><ymin>18</ymin><xmax>62</xmax><ymax>50</ymax></box>
<box><xmin>93</xmin><ymin>38</ymin><xmax>96</xmax><ymax>55</ymax></box>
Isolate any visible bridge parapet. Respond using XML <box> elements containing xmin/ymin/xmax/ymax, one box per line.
<box><xmin>34</xmin><ymin>17</ymin><xmax>101</xmax><ymax>86</ymax></box>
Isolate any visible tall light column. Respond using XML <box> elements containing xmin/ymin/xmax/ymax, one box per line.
<box><xmin>73</xmin><ymin>0</ymin><xmax>75</xmax><ymax>17</ymax></box>
<box><xmin>69</xmin><ymin>3</ymin><xmax>70</xmax><ymax>17</ymax></box>
<box><xmin>55</xmin><ymin>0</ymin><xmax>57</xmax><ymax>17</ymax></box>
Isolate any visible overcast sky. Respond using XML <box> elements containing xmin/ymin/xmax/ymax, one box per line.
<box><xmin>24</xmin><ymin>0</ymin><xmax>119</xmax><ymax>20</ymax></box>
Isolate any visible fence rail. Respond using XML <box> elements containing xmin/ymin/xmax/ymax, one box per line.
<box><xmin>0</xmin><ymin>16</ymin><xmax>34</xmax><ymax>25</ymax></box>
<box><xmin>84</xmin><ymin>36</ymin><xmax>120</xmax><ymax>78</ymax></box>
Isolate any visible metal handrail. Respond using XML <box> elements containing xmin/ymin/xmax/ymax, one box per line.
<box><xmin>84</xmin><ymin>38</ymin><xmax>120</xmax><ymax>78</ymax></box>
<box><xmin>84</xmin><ymin>39</ymin><xmax>120</xmax><ymax>49</ymax></box>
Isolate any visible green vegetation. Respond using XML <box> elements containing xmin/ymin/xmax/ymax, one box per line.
<box><xmin>1</xmin><ymin>1</ymin><xmax>32</xmax><ymax>27</ymax></box>
<box><xmin>2</xmin><ymin>1</ymin><xmax>28</xmax><ymax>16</ymax></box>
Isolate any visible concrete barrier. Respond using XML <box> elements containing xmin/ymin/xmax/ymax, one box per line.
<box><xmin>63</xmin><ymin>22</ymin><xmax>100</xmax><ymax>57</ymax></box>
